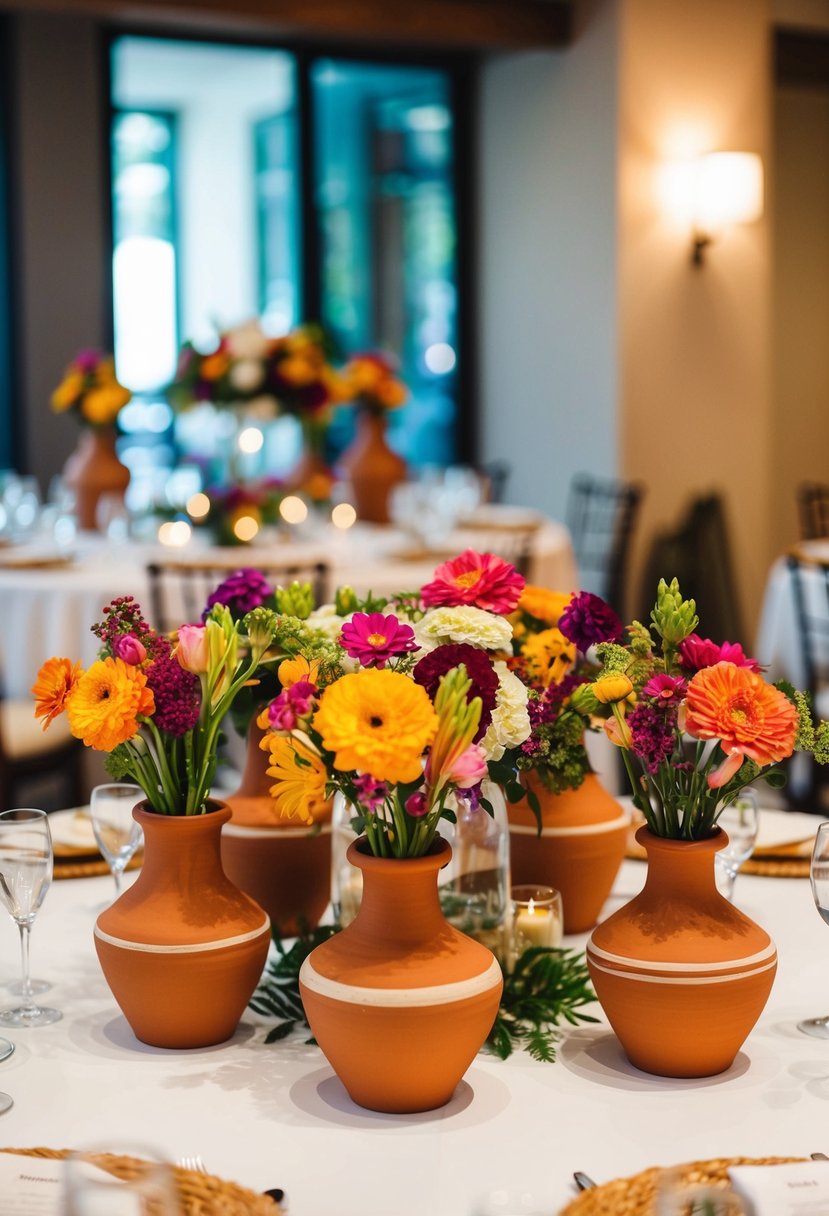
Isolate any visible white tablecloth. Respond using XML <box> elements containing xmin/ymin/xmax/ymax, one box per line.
<box><xmin>0</xmin><ymin>510</ymin><xmax>577</xmax><ymax>700</ymax></box>
<box><xmin>1</xmin><ymin>857</ymin><xmax>827</xmax><ymax>1215</ymax></box>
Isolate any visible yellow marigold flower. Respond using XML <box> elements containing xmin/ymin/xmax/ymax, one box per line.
<box><xmin>314</xmin><ymin>668</ymin><xmax>437</xmax><ymax>784</ymax></box>
<box><xmin>66</xmin><ymin>657</ymin><xmax>155</xmax><ymax>751</ymax></box>
<box><xmin>32</xmin><ymin>656</ymin><xmax>82</xmax><ymax>729</ymax></box>
<box><xmin>517</xmin><ymin>586</ymin><xmax>573</xmax><ymax>627</ymax></box>
<box><xmin>265</xmin><ymin>734</ymin><xmax>330</xmax><ymax>825</ymax></box>
<box><xmin>522</xmin><ymin>627</ymin><xmax>576</xmax><ymax>687</ymax></box>
<box><xmin>278</xmin><ymin>655</ymin><xmax>321</xmax><ymax>688</ymax></box>
<box><xmin>593</xmin><ymin>673</ymin><xmax>634</xmax><ymax>705</ymax></box>
<box><xmin>81</xmin><ymin>384</ymin><xmax>129</xmax><ymax>425</ymax></box>
<box><xmin>200</xmin><ymin>351</ymin><xmax>229</xmax><ymax>380</ymax></box>
<box><xmin>51</xmin><ymin>372</ymin><xmax>84</xmax><ymax>412</ymax></box>
<box><xmin>375</xmin><ymin>378</ymin><xmax>407</xmax><ymax>408</ymax></box>
<box><xmin>278</xmin><ymin>355</ymin><xmax>316</xmax><ymax>386</ymax></box>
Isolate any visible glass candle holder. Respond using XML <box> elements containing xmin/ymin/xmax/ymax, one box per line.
<box><xmin>509</xmin><ymin>885</ymin><xmax>563</xmax><ymax>965</ymax></box>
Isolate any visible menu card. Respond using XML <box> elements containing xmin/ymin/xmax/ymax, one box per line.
<box><xmin>729</xmin><ymin>1161</ymin><xmax>829</xmax><ymax>1215</ymax></box>
<box><xmin>0</xmin><ymin>1153</ymin><xmax>140</xmax><ymax>1214</ymax></box>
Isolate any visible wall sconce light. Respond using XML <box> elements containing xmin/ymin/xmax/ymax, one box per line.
<box><xmin>690</xmin><ymin>152</ymin><xmax>763</xmax><ymax>266</ymax></box>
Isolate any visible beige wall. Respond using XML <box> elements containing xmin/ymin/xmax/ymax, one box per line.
<box><xmin>617</xmin><ymin>0</ymin><xmax>773</xmax><ymax>641</ymax></box>
<box><xmin>771</xmin><ymin>85</ymin><xmax>829</xmax><ymax>556</ymax></box>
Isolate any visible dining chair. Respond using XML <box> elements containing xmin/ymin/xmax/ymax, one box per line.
<box><xmin>0</xmin><ymin>694</ymin><xmax>84</xmax><ymax>812</ymax></box>
<box><xmin>786</xmin><ymin>546</ymin><xmax>829</xmax><ymax>811</ymax></box>
<box><xmin>797</xmin><ymin>482</ymin><xmax>829</xmax><ymax>541</ymax></box>
<box><xmin>565</xmin><ymin>473</ymin><xmax>644</xmax><ymax>616</ymax></box>
<box><xmin>146</xmin><ymin>557</ymin><xmax>331</xmax><ymax>633</ymax></box>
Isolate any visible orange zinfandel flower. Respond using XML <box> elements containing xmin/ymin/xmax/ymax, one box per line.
<box><xmin>684</xmin><ymin>661</ymin><xmax>798</xmax><ymax>776</ymax></box>
<box><xmin>66</xmin><ymin>657</ymin><xmax>155</xmax><ymax>752</ymax></box>
<box><xmin>32</xmin><ymin>657</ymin><xmax>81</xmax><ymax>729</ymax></box>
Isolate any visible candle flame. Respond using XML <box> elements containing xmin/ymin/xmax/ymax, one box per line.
<box><xmin>527</xmin><ymin>898</ymin><xmax>535</xmax><ymax>916</ymax></box>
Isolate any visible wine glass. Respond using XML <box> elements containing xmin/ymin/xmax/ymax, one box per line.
<box><xmin>0</xmin><ymin>808</ymin><xmax>61</xmax><ymax>1027</ymax></box>
<box><xmin>63</xmin><ymin>1142</ymin><xmax>178</xmax><ymax>1214</ymax></box>
<box><xmin>90</xmin><ymin>784</ymin><xmax>144</xmax><ymax>895</ymax></box>
<box><xmin>0</xmin><ymin>1036</ymin><xmax>14</xmax><ymax>1114</ymax></box>
<box><xmin>798</xmin><ymin>821</ymin><xmax>829</xmax><ymax>1038</ymax></box>
<box><xmin>714</xmin><ymin>793</ymin><xmax>760</xmax><ymax>901</ymax></box>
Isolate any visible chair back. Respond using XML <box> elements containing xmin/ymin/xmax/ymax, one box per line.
<box><xmin>787</xmin><ymin>546</ymin><xmax>829</xmax><ymax>703</ymax></box>
<box><xmin>566</xmin><ymin>473</ymin><xmax>643</xmax><ymax>616</ymax></box>
<box><xmin>146</xmin><ymin>557</ymin><xmax>331</xmax><ymax>633</ymax></box>
<box><xmin>797</xmin><ymin>482</ymin><xmax>829</xmax><ymax>540</ymax></box>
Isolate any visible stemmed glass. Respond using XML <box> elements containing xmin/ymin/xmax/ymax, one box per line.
<box><xmin>90</xmin><ymin>784</ymin><xmax>144</xmax><ymax>895</ymax></box>
<box><xmin>798</xmin><ymin>821</ymin><xmax>829</xmax><ymax>1038</ymax></box>
<box><xmin>714</xmin><ymin>793</ymin><xmax>760</xmax><ymax>901</ymax></box>
<box><xmin>0</xmin><ymin>1036</ymin><xmax>14</xmax><ymax>1114</ymax></box>
<box><xmin>0</xmin><ymin>808</ymin><xmax>61</xmax><ymax>1026</ymax></box>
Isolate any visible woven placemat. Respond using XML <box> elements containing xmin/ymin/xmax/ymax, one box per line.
<box><xmin>623</xmin><ymin>841</ymin><xmax>810</xmax><ymax>879</ymax></box>
<box><xmin>53</xmin><ymin>854</ymin><xmax>143</xmax><ymax>881</ymax></box>
<box><xmin>2</xmin><ymin>1147</ymin><xmax>282</xmax><ymax>1214</ymax></box>
<box><xmin>559</xmin><ymin>1155</ymin><xmax>805</xmax><ymax>1215</ymax></box>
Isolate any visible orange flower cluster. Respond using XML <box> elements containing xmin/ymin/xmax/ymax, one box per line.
<box><xmin>33</xmin><ymin>655</ymin><xmax>155</xmax><ymax>751</ymax></box>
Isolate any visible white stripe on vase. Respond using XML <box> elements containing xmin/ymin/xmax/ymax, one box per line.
<box><xmin>587</xmin><ymin>956</ymin><xmax>778</xmax><ymax>985</ymax></box>
<box><xmin>586</xmin><ymin>940</ymin><xmax>777</xmax><ymax>973</ymax></box>
<box><xmin>222</xmin><ymin>822</ymin><xmax>332</xmax><ymax>839</ymax></box>
<box><xmin>509</xmin><ymin>812</ymin><xmax>630</xmax><ymax>837</ymax></box>
<box><xmin>299</xmin><ymin>955</ymin><xmax>503</xmax><ymax>1008</ymax></box>
<box><xmin>94</xmin><ymin>917</ymin><xmax>270</xmax><ymax>954</ymax></box>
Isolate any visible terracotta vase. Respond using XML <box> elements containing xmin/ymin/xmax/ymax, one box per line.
<box><xmin>62</xmin><ymin>426</ymin><xmax>130</xmax><ymax>531</ymax></box>
<box><xmin>338</xmin><ymin>409</ymin><xmax>407</xmax><ymax>524</ymax></box>
<box><xmin>507</xmin><ymin>771</ymin><xmax>629</xmax><ymax>933</ymax></box>
<box><xmin>221</xmin><ymin>723</ymin><xmax>332</xmax><ymax>937</ymax></box>
<box><xmin>300</xmin><ymin>836</ymin><xmax>503</xmax><ymax>1113</ymax></box>
<box><xmin>287</xmin><ymin>416</ymin><xmax>333</xmax><ymax>501</ymax></box>
<box><xmin>94</xmin><ymin>801</ymin><xmax>271</xmax><ymax>1049</ymax></box>
<box><xmin>587</xmin><ymin>825</ymin><xmax>778</xmax><ymax>1078</ymax></box>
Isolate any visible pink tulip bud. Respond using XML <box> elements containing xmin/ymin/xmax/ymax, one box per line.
<box><xmin>113</xmin><ymin>634</ymin><xmax>146</xmax><ymax>666</ymax></box>
<box><xmin>405</xmin><ymin>791</ymin><xmax>428</xmax><ymax>818</ymax></box>
<box><xmin>447</xmin><ymin>743</ymin><xmax>488</xmax><ymax>789</ymax></box>
<box><xmin>176</xmin><ymin>624</ymin><xmax>208</xmax><ymax>674</ymax></box>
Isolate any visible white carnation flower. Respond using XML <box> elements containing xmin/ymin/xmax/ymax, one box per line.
<box><xmin>229</xmin><ymin>358</ymin><xmax>265</xmax><ymax>394</ymax></box>
<box><xmin>480</xmin><ymin>662</ymin><xmax>531</xmax><ymax>761</ymax></box>
<box><xmin>414</xmin><ymin>606</ymin><xmax>513</xmax><ymax>653</ymax></box>
<box><xmin>306</xmin><ymin>604</ymin><xmax>345</xmax><ymax>641</ymax></box>
<box><xmin>226</xmin><ymin>320</ymin><xmax>270</xmax><ymax>360</ymax></box>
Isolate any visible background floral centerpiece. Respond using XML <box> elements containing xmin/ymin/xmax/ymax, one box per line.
<box><xmin>337</xmin><ymin>350</ymin><xmax>409</xmax><ymax>523</ymax></box>
<box><xmin>193</xmin><ymin>478</ymin><xmax>287</xmax><ymax>546</ymax></box>
<box><xmin>51</xmin><ymin>349</ymin><xmax>132</xmax><ymax>429</ymax></box>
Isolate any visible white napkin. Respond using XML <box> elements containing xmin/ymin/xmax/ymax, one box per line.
<box><xmin>728</xmin><ymin>1161</ymin><xmax>829</xmax><ymax>1215</ymax></box>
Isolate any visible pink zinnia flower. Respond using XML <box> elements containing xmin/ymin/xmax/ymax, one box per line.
<box><xmin>678</xmin><ymin>634</ymin><xmax>762</xmax><ymax>673</ymax></box>
<box><xmin>352</xmin><ymin>773</ymin><xmax>389</xmax><ymax>811</ymax></box>
<box><xmin>113</xmin><ymin>634</ymin><xmax>147</xmax><ymax>666</ymax></box>
<box><xmin>641</xmin><ymin>673</ymin><xmax>687</xmax><ymax>702</ymax></box>
<box><xmin>340</xmin><ymin>612</ymin><xmax>418</xmax><ymax>668</ymax></box>
<box><xmin>266</xmin><ymin>679</ymin><xmax>318</xmax><ymax>730</ymax></box>
<box><xmin>420</xmin><ymin>549</ymin><xmax>525</xmax><ymax>614</ymax></box>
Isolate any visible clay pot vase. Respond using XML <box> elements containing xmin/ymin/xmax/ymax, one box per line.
<box><xmin>62</xmin><ymin>426</ymin><xmax>130</xmax><ymax>531</ymax></box>
<box><xmin>300</xmin><ymin>836</ymin><xmax>503</xmax><ymax>1113</ymax></box>
<box><xmin>338</xmin><ymin>409</ymin><xmax>407</xmax><ymax>524</ymax></box>
<box><xmin>586</xmin><ymin>825</ymin><xmax>778</xmax><ymax>1078</ymax></box>
<box><xmin>507</xmin><ymin>771</ymin><xmax>630</xmax><ymax>933</ymax></box>
<box><xmin>94</xmin><ymin>801</ymin><xmax>271</xmax><ymax>1049</ymax></box>
<box><xmin>286</xmin><ymin>417</ymin><xmax>333</xmax><ymax>501</ymax></box>
<box><xmin>221</xmin><ymin>723</ymin><xmax>332</xmax><ymax>937</ymax></box>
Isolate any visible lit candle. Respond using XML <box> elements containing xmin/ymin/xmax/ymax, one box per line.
<box><xmin>510</xmin><ymin>884</ymin><xmax>563</xmax><ymax>963</ymax></box>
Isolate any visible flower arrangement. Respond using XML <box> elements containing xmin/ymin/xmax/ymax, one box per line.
<box><xmin>341</xmin><ymin>351</ymin><xmax>408</xmax><ymax>415</ymax></box>
<box><xmin>560</xmin><ymin>578</ymin><xmax>829</xmax><ymax>840</ymax></box>
<box><xmin>32</xmin><ymin>596</ymin><xmax>279</xmax><ymax>815</ymax></box>
<box><xmin>167</xmin><ymin>320</ymin><xmax>347</xmax><ymax>423</ymax></box>
<box><xmin>51</xmin><ymin>350</ymin><xmax>132</xmax><ymax>428</ymax></box>
<box><xmin>193</xmin><ymin>479</ymin><xmax>287</xmax><ymax>546</ymax></box>
<box><xmin>256</xmin><ymin>548</ymin><xmax>532</xmax><ymax>858</ymax></box>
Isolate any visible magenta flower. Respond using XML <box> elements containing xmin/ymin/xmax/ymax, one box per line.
<box><xmin>626</xmin><ymin>702</ymin><xmax>677</xmax><ymax>775</ymax></box>
<box><xmin>352</xmin><ymin>773</ymin><xmax>390</xmax><ymax>811</ymax></box>
<box><xmin>340</xmin><ymin>612</ymin><xmax>418</xmax><ymax>668</ymax></box>
<box><xmin>558</xmin><ymin>591</ymin><xmax>624</xmax><ymax>652</ymax></box>
<box><xmin>678</xmin><ymin>634</ymin><xmax>762</xmax><ymax>673</ymax></box>
<box><xmin>113</xmin><ymin>634</ymin><xmax>147</xmax><ymax>666</ymax></box>
<box><xmin>413</xmin><ymin>643</ymin><xmax>499</xmax><ymax>741</ymax></box>
<box><xmin>420</xmin><ymin>549</ymin><xmax>525</xmax><ymax>614</ymax></box>
<box><xmin>204</xmin><ymin>568</ymin><xmax>275</xmax><ymax>620</ymax></box>
<box><xmin>266</xmin><ymin>679</ymin><xmax>318</xmax><ymax>730</ymax></box>
<box><xmin>405</xmin><ymin>790</ymin><xmax>428</xmax><ymax>818</ymax></box>
<box><xmin>641</xmin><ymin>673</ymin><xmax>687</xmax><ymax>702</ymax></box>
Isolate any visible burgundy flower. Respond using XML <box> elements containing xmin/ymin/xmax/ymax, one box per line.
<box><xmin>352</xmin><ymin>773</ymin><xmax>390</xmax><ymax>811</ymax></box>
<box><xmin>677</xmin><ymin>634</ymin><xmax>761</xmax><ymax>674</ymax></box>
<box><xmin>626</xmin><ymin>702</ymin><xmax>677</xmax><ymax>775</ymax></box>
<box><xmin>405</xmin><ymin>790</ymin><xmax>428</xmax><ymax>818</ymax></box>
<box><xmin>145</xmin><ymin>641</ymin><xmax>201</xmax><ymax>737</ymax></box>
<box><xmin>558</xmin><ymin>592</ymin><xmax>623</xmax><ymax>652</ymax></box>
<box><xmin>340</xmin><ymin>612</ymin><xmax>418</xmax><ymax>668</ymax></box>
<box><xmin>413</xmin><ymin>643</ymin><xmax>499</xmax><ymax>742</ymax></box>
<box><xmin>203</xmin><ymin>568</ymin><xmax>275</xmax><ymax>620</ymax></box>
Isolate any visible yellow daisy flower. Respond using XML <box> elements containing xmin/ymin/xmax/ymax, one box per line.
<box><xmin>265</xmin><ymin>735</ymin><xmax>330</xmax><ymax>825</ymax></box>
<box><xmin>314</xmin><ymin>668</ymin><xmax>437</xmax><ymax>784</ymax></box>
<box><xmin>522</xmin><ymin>627</ymin><xmax>576</xmax><ymax>687</ymax></box>
<box><xmin>66</xmin><ymin>657</ymin><xmax>155</xmax><ymax>751</ymax></box>
<box><xmin>517</xmin><ymin>586</ymin><xmax>573</xmax><ymax>626</ymax></box>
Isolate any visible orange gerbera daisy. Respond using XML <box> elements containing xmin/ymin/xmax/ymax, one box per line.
<box><xmin>516</xmin><ymin>586</ymin><xmax>573</xmax><ymax>627</ymax></box>
<box><xmin>314</xmin><ymin>669</ymin><xmax>438</xmax><ymax>784</ymax></box>
<box><xmin>264</xmin><ymin>734</ymin><xmax>330</xmax><ymax>825</ymax></box>
<box><xmin>66</xmin><ymin>657</ymin><xmax>155</xmax><ymax>752</ymax></box>
<box><xmin>32</xmin><ymin>657</ymin><xmax>81</xmax><ymax>729</ymax></box>
<box><xmin>685</xmin><ymin>661</ymin><xmax>798</xmax><ymax>786</ymax></box>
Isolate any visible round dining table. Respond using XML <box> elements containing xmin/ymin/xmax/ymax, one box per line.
<box><xmin>0</xmin><ymin>507</ymin><xmax>576</xmax><ymax>701</ymax></box>
<box><xmin>1</xmin><ymin>839</ymin><xmax>828</xmax><ymax>1215</ymax></box>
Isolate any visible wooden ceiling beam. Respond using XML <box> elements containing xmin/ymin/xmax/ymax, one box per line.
<box><xmin>1</xmin><ymin>0</ymin><xmax>575</xmax><ymax>51</ymax></box>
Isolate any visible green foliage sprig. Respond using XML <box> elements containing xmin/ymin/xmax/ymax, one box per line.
<box><xmin>248</xmin><ymin>924</ymin><xmax>340</xmax><ymax>1043</ymax></box>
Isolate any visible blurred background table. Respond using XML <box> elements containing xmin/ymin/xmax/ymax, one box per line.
<box><xmin>1</xmin><ymin>851</ymin><xmax>827</xmax><ymax>1216</ymax></box>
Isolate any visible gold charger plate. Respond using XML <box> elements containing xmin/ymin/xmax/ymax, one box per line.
<box><xmin>2</xmin><ymin>1148</ymin><xmax>282</xmax><ymax>1215</ymax></box>
<box><xmin>559</xmin><ymin>1155</ymin><xmax>805</xmax><ymax>1215</ymax></box>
